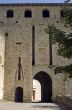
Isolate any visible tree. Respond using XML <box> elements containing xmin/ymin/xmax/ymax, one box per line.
<box><xmin>46</xmin><ymin>6</ymin><xmax>72</xmax><ymax>78</ymax></box>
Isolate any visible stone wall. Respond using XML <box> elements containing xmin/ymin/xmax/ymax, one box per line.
<box><xmin>54</xmin><ymin>96</ymin><xmax>72</xmax><ymax>109</ymax></box>
<box><xmin>0</xmin><ymin>4</ymin><xmax>71</xmax><ymax>101</ymax></box>
<box><xmin>3</xmin><ymin>21</ymin><xmax>32</xmax><ymax>101</ymax></box>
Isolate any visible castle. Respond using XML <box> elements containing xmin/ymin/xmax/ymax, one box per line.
<box><xmin>0</xmin><ymin>3</ymin><xmax>72</xmax><ymax>102</ymax></box>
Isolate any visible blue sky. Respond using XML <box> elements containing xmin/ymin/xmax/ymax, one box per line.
<box><xmin>0</xmin><ymin>0</ymin><xmax>72</xmax><ymax>3</ymax></box>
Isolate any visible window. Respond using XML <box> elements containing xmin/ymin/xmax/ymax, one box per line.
<box><xmin>32</xmin><ymin>26</ymin><xmax>35</xmax><ymax>65</ymax></box>
<box><xmin>7</xmin><ymin>10</ymin><xmax>14</xmax><ymax>18</ymax></box>
<box><xmin>42</xmin><ymin>10</ymin><xmax>50</xmax><ymax>18</ymax></box>
<box><xmin>60</xmin><ymin>10</ymin><xmax>64</xmax><ymax>17</ymax></box>
<box><xmin>25</xmin><ymin>10</ymin><xmax>32</xmax><ymax>18</ymax></box>
<box><xmin>49</xmin><ymin>29</ymin><xmax>53</xmax><ymax>65</ymax></box>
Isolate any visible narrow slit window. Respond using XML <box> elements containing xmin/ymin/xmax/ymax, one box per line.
<box><xmin>49</xmin><ymin>30</ymin><xmax>53</xmax><ymax>65</ymax></box>
<box><xmin>32</xmin><ymin>26</ymin><xmax>35</xmax><ymax>65</ymax></box>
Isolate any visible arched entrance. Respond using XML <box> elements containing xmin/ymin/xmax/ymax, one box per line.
<box><xmin>33</xmin><ymin>71</ymin><xmax>52</xmax><ymax>102</ymax></box>
<box><xmin>32</xmin><ymin>79</ymin><xmax>41</xmax><ymax>102</ymax></box>
<box><xmin>15</xmin><ymin>87</ymin><xmax>23</xmax><ymax>102</ymax></box>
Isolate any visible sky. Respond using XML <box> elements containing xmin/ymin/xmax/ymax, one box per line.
<box><xmin>0</xmin><ymin>0</ymin><xmax>72</xmax><ymax>4</ymax></box>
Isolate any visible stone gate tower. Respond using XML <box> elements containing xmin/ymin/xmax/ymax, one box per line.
<box><xmin>0</xmin><ymin>3</ymin><xmax>72</xmax><ymax>102</ymax></box>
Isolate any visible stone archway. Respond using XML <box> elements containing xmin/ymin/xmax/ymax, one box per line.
<box><xmin>33</xmin><ymin>71</ymin><xmax>52</xmax><ymax>102</ymax></box>
<box><xmin>32</xmin><ymin>79</ymin><xmax>41</xmax><ymax>102</ymax></box>
<box><xmin>15</xmin><ymin>87</ymin><xmax>23</xmax><ymax>102</ymax></box>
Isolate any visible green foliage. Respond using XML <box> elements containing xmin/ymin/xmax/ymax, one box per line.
<box><xmin>60</xmin><ymin>7</ymin><xmax>72</xmax><ymax>28</ymax></box>
<box><xmin>47</xmin><ymin>25</ymin><xmax>72</xmax><ymax>59</ymax></box>
<box><xmin>50</xmin><ymin>25</ymin><xmax>72</xmax><ymax>78</ymax></box>
<box><xmin>46</xmin><ymin>7</ymin><xmax>72</xmax><ymax>78</ymax></box>
<box><xmin>54</xmin><ymin>64</ymin><xmax>72</xmax><ymax>78</ymax></box>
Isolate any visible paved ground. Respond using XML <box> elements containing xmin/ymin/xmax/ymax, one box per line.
<box><xmin>0</xmin><ymin>102</ymin><xmax>70</xmax><ymax>110</ymax></box>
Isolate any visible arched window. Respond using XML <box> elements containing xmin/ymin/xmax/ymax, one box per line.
<box><xmin>60</xmin><ymin>10</ymin><xmax>64</xmax><ymax>17</ymax></box>
<box><xmin>25</xmin><ymin>10</ymin><xmax>32</xmax><ymax>18</ymax></box>
<box><xmin>42</xmin><ymin>10</ymin><xmax>50</xmax><ymax>18</ymax></box>
<box><xmin>7</xmin><ymin>10</ymin><xmax>14</xmax><ymax>18</ymax></box>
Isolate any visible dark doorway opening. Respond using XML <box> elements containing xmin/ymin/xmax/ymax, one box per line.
<box><xmin>33</xmin><ymin>71</ymin><xmax>52</xmax><ymax>103</ymax></box>
<box><xmin>15</xmin><ymin>87</ymin><xmax>23</xmax><ymax>102</ymax></box>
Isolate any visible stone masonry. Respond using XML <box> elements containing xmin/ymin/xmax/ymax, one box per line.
<box><xmin>0</xmin><ymin>3</ymin><xmax>72</xmax><ymax>102</ymax></box>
